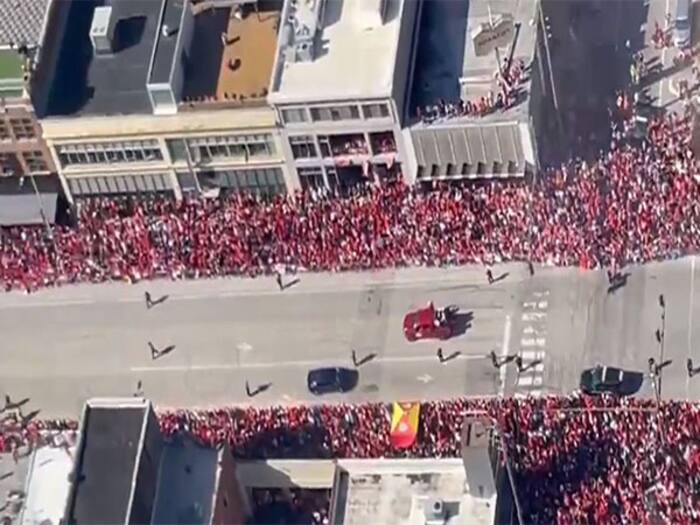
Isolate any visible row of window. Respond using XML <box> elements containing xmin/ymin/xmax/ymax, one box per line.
<box><xmin>57</xmin><ymin>134</ymin><xmax>277</xmax><ymax>168</ymax></box>
<box><xmin>416</xmin><ymin>160</ymin><xmax>521</xmax><ymax>178</ymax></box>
<box><xmin>281</xmin><ymin>102</ymin><xmax>391</xmax><ymax>125</ymax></box>
<box><xmin>289</xmin><ymin>132</ymin><xmax>397</xmax><ymax>160</ymax></box>
<box><xmin>0</xmin><ymin>117</ymin><xmax>37</xmax><ymax>141</ymax></box>
<box><xmin>57</xmin><ymin>140</ymin><xmax>164</xmax><ymax>167</ymax></box>
<box><xmin>0</xmin><ymin>150</ymin><xmax>49</xmax><ymax>175</ymax></box>
<box><xmin>177</xmin><ymin>167</ymin><xmax>285</xmax><ymax>197</ymax></box>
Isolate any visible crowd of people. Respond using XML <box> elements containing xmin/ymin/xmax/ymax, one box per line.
<box><xmin>1</xmin><ymin>395</ymin><xmax>699</xmax><ymax>523</ymax></box>
<box><xmin>159</xmin><ymin>395</ymin><xmax>700</xmax><ymax>524</ymax></box>
<box><xmin>416</xmin><ymin>58</ymin><xmax>527</xmax><ymax>123</ymax></box>
<box><xmin>0</xmin><ymin>105</ymin><xmax>697</xmax><ymax>292</ymax></box>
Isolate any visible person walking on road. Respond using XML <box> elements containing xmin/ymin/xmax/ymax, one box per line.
<box><xmin>144</xmin><ymin>291</ymin><xmax>153</xmax><ymax>309</ymax></box>
<box><xmin>486</xmin><ymin>269</ymin><xmax>494</xmax><ymax>284</ymax></box>
<box><xmin>148</xmin><ymin>341</ymin><xmax>160</xmax><ymax>360</ymax></box>
<box><xmin>437</xmin><ymin>348</ymin><xmax>444</xmax><ymax>363</ymax></box>
<box><xmin>275</xmin><ymin>272</ymin><xmax>284</xmax><ymax>291</ymax></box>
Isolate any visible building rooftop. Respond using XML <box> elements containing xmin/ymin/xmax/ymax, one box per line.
<box><xmin>45</xmin><ymin>0</ymin><xmax>161</xmax><ymax>116</ymax></box>
<box><xmin>149</xmin><ymin>0</ymin><xmax>186</xmax><ymax>85</ymax></box>
<box><xmin>181</xmin><ymin>2</ymin><xmax>280</xmax><ymax>108</ymax></box>
<box><xmin>409</xmin><ymin>0</ymin><xmax>537</xmax><ymax>125</ymax></box>
<box><xmin>0</xmin><ymin>0</ymin><xmax>50</xmax><ymax>47</ymax></box>
<box><xmin>152</xmin><ymin>436</ymin><xmax>220</xmax><ymax>525</ymax></box>
<box><xmin>269</xmin><ymin>0</ymin><xmax>404</xmax><ymax>104</ymax></box>
<box><xmin>20</xmin><ymin>447</ymin><xmax>75</xmax><ymax>525</ymax></box>
<box><xmin>65</xmin><ymin>399</ymin><xmax>149</xmax><ymax>525</ymax></box>
<box><xmin>331</xmin><ymin>459</ymin><xmax>496</xmax><ymax>525</ymax></box>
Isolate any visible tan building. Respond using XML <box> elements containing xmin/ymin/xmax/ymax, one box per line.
<box><xmin>35</xmin><ymin>0</ymin><xmax>290</xmax><ymax>203</ymax></box>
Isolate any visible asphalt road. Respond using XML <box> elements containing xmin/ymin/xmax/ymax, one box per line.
<box><xmin>2</xmin><ymin>259</ymin><xmax>699</xmax><ymax>418</ymax></box>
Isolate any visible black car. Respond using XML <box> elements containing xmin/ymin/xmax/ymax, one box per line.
<box><xmin>307</xmin><ymin>367</ymin><xmax>358</xmax><ymax>395</ymax></box>
<box><xmin>580</xmin><ymin>365</ymin><xmax>644</xmax><ymax>396</ymax></box>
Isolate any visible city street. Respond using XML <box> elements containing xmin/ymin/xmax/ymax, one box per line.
<box><xmin>1</xmin><ymin>259</ymin><xmax>700</xmax><ymax>417</ymax></box>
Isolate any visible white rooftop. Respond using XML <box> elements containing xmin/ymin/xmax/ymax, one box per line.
<box><xmin>269</xmin><ymin>0</ymin><xmax>404</xmax><ymax>103</ymax></box>
<box><xmin>20</xmin><ymin>447</ymin><xmax>75</xmax><ymax>525</ymax></box>
<box><xmin>333</xmin><ymin>459</ymin><xmax>496</xmax><ymax>525</ymax></box>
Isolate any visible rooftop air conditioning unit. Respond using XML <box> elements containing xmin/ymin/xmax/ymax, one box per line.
<box><xmin>90</xmin><ymin>6</ymin><xmax>115</xmax><ymax>55</ymax></box>
<box><xmin>424</xmin><ymin>499</ymin><xmax>447</xmax><ymax>524</ymax></box>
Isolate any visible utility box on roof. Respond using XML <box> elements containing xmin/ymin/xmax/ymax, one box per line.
<box><xmin>90</xmin><ymin>6</ymin><xmax>116</xmax><ymax>55</ymax></box>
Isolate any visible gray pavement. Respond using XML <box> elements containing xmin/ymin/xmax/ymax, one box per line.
<box><xmin>1</xmin><ymin>259</ymin><xmax>700</xmax><ymax>418</ymax></box>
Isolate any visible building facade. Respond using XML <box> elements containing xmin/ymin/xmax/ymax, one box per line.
<box><xmin>267</xmin><ymin>0</ymin><xmax>421</xmax><ymax>192</ymax></box>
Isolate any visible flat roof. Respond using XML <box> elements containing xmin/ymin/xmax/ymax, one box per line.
<box><xmin>66</xmin><ymin>403</ymin><xmax>147</xmax><ymax>524</ymax></box>
<box><xmin>0</xmin><ymin>49</ymin><xmax>23</xmax><ymax>80</ymax></box>
<box><xmin>269</xmin><ymin>0</ymin><xmax>404</xmax><ymax>103</ymax></box>
<box><xmin>409</xmin><ymin>0</ymin><xmax>537</xmax><ymax>125</ymax></box>
<box><xmin>182</xmin><ymin>3</ymin><xmax>280</xmax><ymax>107</ymax></box>
<box><xmin>45</xmin><ymin>0</ymin><xmax>162</xmax><ymax>117</ymax></box>
<box><xmin>152</xmin><ymin>437</ymin><xmax>220</xmax><ymax>525</ymax></box>
<box><xmin>149</xmin><ymin>0</ymin><xmax>186</xmax><ymax>84</ymax></box>
<box><xmin>0</xmin><ymin>0</ymin><xmax>50</xmax><ymax>47</ymax></box>
<box><xmin>332</xmin><ymin>459</ymin><xmax>496</xmax><ymax>525</ymax></box>
<box><xmin>20</xmin><ymin>447</ymin><xmax>75</xmax><ymax>525</ymax></box>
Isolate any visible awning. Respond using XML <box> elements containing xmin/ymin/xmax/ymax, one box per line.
<box><xmin>390</xmin><ymin>402</ymin><xmax>421</xmax><ymax>449</ymax></box>
<box><xmin>0</xmin><ymin>192</ymin><xmax>58</xmax><ymax>226</ymax></box>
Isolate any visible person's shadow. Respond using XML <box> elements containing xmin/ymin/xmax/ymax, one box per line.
<box><xmin>492</xmin><ymin>272</ymin><xmax>510</xmax><ymax>284</ymax></box>
<box><xmin>607</xmin><ymin>272</ymin><xmax>631</xmax><ymax>295</ymax></box>
<box><xmin>246</xmin><ymin>381</ymin><xmax>272</xmax><ymax>397</ymax></box>
<box><xmin>281</xmin><ymin>278</ymin><xmax>301</xmax><ymax>291</ymax></box>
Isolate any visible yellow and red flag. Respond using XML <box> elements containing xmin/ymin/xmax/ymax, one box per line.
<box><xmin>390</xmin><ymin>402</ymin><xmax>420</xmax><ymax>449</ymax></box>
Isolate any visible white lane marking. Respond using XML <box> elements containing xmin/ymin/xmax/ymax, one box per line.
<box><xmin>518</xmin><ymin>376</ymin><xmax>544</xmax><ymax>387</ymax></box>
<box><xmin>533</xmin><ymin>291</ymin><xmax>549</xmax><ymax>297</ymax></box>
<box><xmin>521</xmin><ymin>312</ymin><xmax>546</xmax><ymax>322</ymax></box>
<box><xmin>237</xmin><ymin>342</ymin><xmax>253</xmax><ymax>352</ymax></box>
<box><xmin>417</xmin><ymin>374</ymin><xmax>433</xmax><ymax>383</ymax></box>
<box><xmin>520</xmin><ymin>337</ymin><xmax>546</xmax><ymax>347</ymax></box>
<box><xmin>499</xmin><ymin>315</ymin><xmax>512</xmax><ymax>395</ymax></box>
<box><xmin>131</xmin><ymin>353</ymin><xmax>486</xmax><ymax>373</ymax></box>
<box><xmin>0</xmin><ymin>276</ymin><xmax>510</xmax><ymax>309</ymax></box>
<box><xmin>521</xmin><ymin>350</ymin><xmax>546</xmax><ymax>360</ymax></box>
<box><xmin>687</xmin><ymin>257</ymin><xmax>696</xmax><ymax>396</ymax></box>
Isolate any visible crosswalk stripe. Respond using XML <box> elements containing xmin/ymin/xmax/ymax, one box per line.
<box><xmin>522</xmin><ymin>312</ymin><xmax>546</xmax><ymax>322</ymax></box>
<box><xmin>521</xmin><ymin>337</ymin><xmax>546</xmax><ymax>347</ymax></box>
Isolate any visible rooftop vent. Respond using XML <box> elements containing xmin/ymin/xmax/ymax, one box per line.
<box><xmin>424</xmin><ymin>499</ymin><xmax>447</xmax><ymax>523</ymax></box>
<box><xmin>162</xmin><ymin>23</ymin><xmax>178</xmax><ymax>37</ymax></box>
<box><xmin>90</xmin><ymin>6</ymin><xmax>115</xmax><ymax>55</ymax></box>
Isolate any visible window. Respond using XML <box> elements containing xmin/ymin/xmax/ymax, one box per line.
<box><xmin>298</xmin><ymin>166</ymin><xmax>325</xmax><ymax>190</ymax></box>
<box><xmin>369</xmin><ymin>131</ymin><xmax>396</xmax><ymax>155</ymax></box>
<box><xmin>493</xmin><ymin>161</ymin><xmax>502</xmax><ymax>175</ymax></box>
<box><xmin>0</xmin><ymin>152</ymin><xmax>19</xmax><ymax>175</ymax></box>
<box><xmin>430</xmin><ymin>165</ymin><xmax>439</xmax><ymax>178</ymax></box>
<box><xmin>56</xmin><ymin>140</ymin><xmax>163</xmax><ymax>167</ymax></box>
<box><xmin>476</xmin><ymin>162</ymin><xmax>486</xmax><ymax>175</ymax></box>
<box><xmin>445</xmin><ymin>163</ymin><xmax>455</xmax><ymax>176</ymax></box>
<box><xmin>362</xmin><ymin>103</ymin><xmax>390</xmax><ymax>119</ymax></box>
<box><xmin>289</xmin><ymin>135</ymin><xmax>317</xmax><ymax>159</ymax></box>
<box><xmin>317</xmin><ymin>135</ymin><xmax>332</xmax><ymax>158</ymax></box>
<box><xmin>461</xmin><ymin>163</ymin><xmax>470</xmax><ymax>175</ymax></box>
<box><xmin>0</xmin><ymin>121</ymin><xmax>9</xmax><ymax>141</ymax></box>
<box><xmin>200</xmin><ymin>167</ymin><xmax>285</xmax><ymax>196</ymax></box>
<box><xmin>185</xmin><ymin>134</ymin><xmax>275</xmax><ymax>164</ymax></box>
<box><xmin>10</xmin><ymin>118</ymin><xmax>35</xmax><ymax>139</ymax></box>
<box><xmin>281</xmin><ymin>107</ymin><xmax>308</xmax><ymax>124</ymax></box>
<box><xmin>167</xmin><ymin>138</ymin><xmax>188</xmax><ymax>162</ymax></box>
<box><xmin>310</xmin><ymin>104</ymin><xmax>360</xmax><ymax>122</ymax></box>
<box><xmin>416</xmin><ymin>166</ymin><xmax>425</xmax><ymax>179</ymax></box>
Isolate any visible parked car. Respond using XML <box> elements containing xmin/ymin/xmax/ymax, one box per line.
<box><xmin>580</xmin><ymin>365</ymin><xmax>644</xmax><ymax>396</ymax></box>
<box><xmin>403</xmin><ymin>302</ymin><xmax>458</xmax><ymax>342</ymax></box>
<box><xmin>307</xmin><ymin>367</ymin><xmax>358</xmax><ymax>395</ymax></box>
